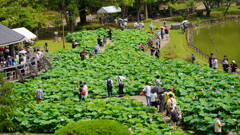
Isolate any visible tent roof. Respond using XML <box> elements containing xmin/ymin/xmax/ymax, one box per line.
<box><xmin>97</xmin><ymin>6</ymin><xmax>121</xmax><ymax>14</ymax></box>
<box><xmin>0</xmin><ymin>24</ymin><xmax>25</xmax><ymax>47</ymax></box>
<box><xmin>13</xmin><ymin>27</ymin><xmax>37</xmax><ymax>41</ymax></box>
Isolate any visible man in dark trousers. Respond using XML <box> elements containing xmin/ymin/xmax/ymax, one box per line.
<box><xmin>117</xmin><ymin>74</ymin><xmax>126</xmax><ymax>97</ymax></box>
<box><xmin>230</xmin><ymin>60</ymin><xmax>238</xmax><ymax>73</ymax></box>
<box><xmin>209</xmin><ymin>53</ymin><xmax>214</xmax><ymax>68</ymax></box>
<box><xmin>106</xmin><ymin>77</ymin><xmax>113</xmax><ymax>97</ymax></box>
<box><xmin>108</xmin><ymin>29</ymin><xmax>112</xmax><ymax>40</ymax></box>
<box><xmin>97</xmin><ymin>36</ymin><xmax>103</xmax><ymax>47</ymax></box>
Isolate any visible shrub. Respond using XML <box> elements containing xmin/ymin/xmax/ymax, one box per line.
<box><xmin>143</xmin><ymin>18</ymin><xmax>153</xmax><ymax>23</ymax></box>
<box><xmin>169</xmin><ymin>16</ymin><xmax>184</xmax><ymax>22</ymax></box>
<box><xmin>54</xmin><ymin>120</ymin><xmax>131</xmax><ymax>135</ymax></box>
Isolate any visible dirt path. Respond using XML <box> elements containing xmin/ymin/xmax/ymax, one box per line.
<box><xmin>130</xmin><ymin>96</ymin><xmax>191</xmax><ymax>135</ymax></box>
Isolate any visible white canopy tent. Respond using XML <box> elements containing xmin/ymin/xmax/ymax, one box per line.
<box><xmin>12</xmin><ymin>27</ymin><xmax>37</xmax><ymax>41</ymax></box>
<box><xmin>97</xmin><ymin>6</ymin><xmax>121</xmax><ymax>14</ymax></box>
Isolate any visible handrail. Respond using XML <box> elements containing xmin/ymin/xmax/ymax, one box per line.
<box><xmin>185</xmin><ymin>16</ymin><xmax>240</xmax><ymax>61</ymax></box>
<box><xmin>0</xmin><ymin>56</ymin><xmax>51</xmax><ymax>82</ymax></box>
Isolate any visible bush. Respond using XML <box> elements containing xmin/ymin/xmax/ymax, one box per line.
<box><xmin>143</xmin><ymin>18</ymin><xmax>153</xmax><ymax>23</ymax></box>
<box><xmin>169</xmin><ymin>16</ymin><xmax>184</xmax><ymax>22</ymax></box>
<box><xmin>54</xmin><ymin>120</ymin><xmax>131</xmax><ymax>135</ymax></box>
<box><xmin>76</xmin><ymin>24</ymin><xmax>117</xmax><ymax>30</ymax></box>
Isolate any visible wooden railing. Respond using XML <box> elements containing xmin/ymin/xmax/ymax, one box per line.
<box><xmin>0</xmin><ymin>57</ymin><xmax>51</xmax><ymax>82</ymax></box>
<box><xmin>185</xmin><ymin>16</ymin><xmax>240</xmax><ymax>61</ymax></box>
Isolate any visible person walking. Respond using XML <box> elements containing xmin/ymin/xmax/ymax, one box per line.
<box><xmin>154</xmin><ymin>75</ymin><xmax>162</xmax><ymax>88</ymax></box>
<box><xmin>213</xmin><ymin>58</ymin><xmax>218</xmax><ymax>69</ymax></box>
<box><xmin>214</xmin><ymin>115</ymin><xmax>225</xmax><ymax>135</ymax></box>
<box><xmin>222</xmin><ymin>56</ymin><xmax>229</xmax><ymax>72</ymax></box>
<box><xmin>156</xmin><ymin>37</ymin><xmax>161</xmax><ymax>49</ymax></box>
<box><xmin>36</xmin><ymin>87</ymin><xmax>44</xmax><ymax>104</ymax></box>
<box><xmin>80</xmin><ymin>82</ymin><xmax>88</xmax><ymax>101</ymax></box>
<box><xmin>44</xmin><ymin>42</ymin><xmax>49</xmax><ymax>52</ymax></box>
<box><xmin>150</xmin><ymin>91</ymin><xmax>158</xmax><ymax>108</ymax></box>
<box><xmin>160</xmin><ymin>27</ymin><xmax>165</xmax><ymax>40</ymax></box>
<box><xmin>117</xmin><ymin>74</ymin><xmax>126</xmax><ymax>96</ymax></box>
<box><xmin>166</xmin><ymin>94</ymin><xmax>177</xmax><ymax>116</ymax></box>
<box><xmin>97</xmin><ymin>36</ymin><xmax>103</xmax><ymax>47</ymax></box>
<box><xmin>159</xmin><ymin>88</ymin><xmax>167</xmax><ymax>112</ymax></box>
<box><xmin>149</xmin><ymin>23</ymin><xmax>154</xmax><ymax>33</ymax></box>
<box><xmin>103</xmin><ymin>35</ymin><xmax>107</xmax><ymax>46</ymax></box>
<box><xmin>143</xmin><ymin>82</ymin><xmax>152</xmax><ymax>106</ymax></box>
<box><xmin>78</xmin><ymin>81</ymin><xmax>84</xmax><ymax>101</ymax></box>
<box><xmin>80</xmin><ymin>49</ymin><xmax>87</xmax><ymax>61</ymax></box>
<box><xmin>106</xmin><ymin>77</ymin><xmax>114</xmax><ymax>97</ymax></box>
<box><xmin>108</xmin><ymin>29</ymin><xmax>112</xmax><ymax>40</ymax></box>
<box><xmin>191</xmin><ymin>54</ymin><xmax>196</xmax><ymax>63</ymax></box>
<box><xmin>93</xmin><ymin>43</ymin><xmax>100</xmax><ymax>54</ymax></box>
<box><xmin>230</xmin><ymin>60</ymin><xmax>238</xmax><ymax>73</ymax></box>
<box><xmin>209</xmin><ymin>53</ymin><xmax>214</xmax><ymax>68</ymax></box>
<box><xmin>165</xmin><ymin>88</ymin><xmax>176</xmax><ymax>103</ymax></box>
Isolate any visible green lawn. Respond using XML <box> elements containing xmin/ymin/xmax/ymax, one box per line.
<box><xmin>34</xmin><ymin>39</ymin><xmax>72</xmax><ymax>52</ymax></box>
<box><xmin>161</xmin><ymin>29</ymin><xmax>207</xmax><ymax>64</ymax></box>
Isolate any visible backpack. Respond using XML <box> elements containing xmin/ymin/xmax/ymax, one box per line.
<box><xmin>107</xmin><ymin>80</ymin><xmax>112</xmax><ymax>87</ymax></box>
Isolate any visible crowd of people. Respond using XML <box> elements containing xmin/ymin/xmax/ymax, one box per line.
<box><xmin>209</xmin><ymin>53</ymin><xmax>238</xmax><ymax>73</ymax></box>
<box><xmin>0</xmin><ymin>44</ymin><xmax>47</xmax><ymax>69</ymax></box>
<box><xmin>141</xmin><ymin>75</ymin><xmax>182</xmax><ymax>126</ymax></box>
<box><xmin>35</xmin><ymin>21</ymin><xmax>236</xmax><ymax>135</ymax></box>
<box><xmin>79</xmin><ymin>29</ymin><xmax>112</xmax><ymax>60</ymax></box>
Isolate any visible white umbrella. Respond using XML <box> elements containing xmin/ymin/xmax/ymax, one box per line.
<box><xmin>19</xmin><ymin>50</ymin><xmax>27</xmax><ymax>54</ymax></box>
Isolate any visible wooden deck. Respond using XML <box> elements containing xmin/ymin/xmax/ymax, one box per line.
<box><xmin>0</xmin><ymin>57</ymin><xmax>51</xmax><ymax>82</ymax></box>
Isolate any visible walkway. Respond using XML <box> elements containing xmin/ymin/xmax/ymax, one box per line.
<box><xmin>130</xmin><ymin>96</ymin><xmax>191</xmax><ymax>135</ymax></box>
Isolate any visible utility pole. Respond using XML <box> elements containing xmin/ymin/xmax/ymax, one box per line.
<box><xmin>62</xmin><ymin>0</ymin><xmax>66</xmax><ymax>49</ymax></box>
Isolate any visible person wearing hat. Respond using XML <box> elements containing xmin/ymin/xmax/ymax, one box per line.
<box><xmin>165</xmin><ymin>88</ymin><xmax>176</xmax><ymax>104</ymax></box>
<box><xmin>106</xmin><ymin>77</ymin><xmax>114</xmax><ymax>97</ymax></box>
<box><xmin>166</xmin><ymin>94</ymin><xmax>177</xmax><ymax>117</ymax></box>
<box><xmin>143</xmin><ymin>82</ymin><xmax>152</xmax><ymax>106</ymax></box>
<box><xmin>230</xmin><ymin>60</ymin><xmax>238</xmax><ymax>73</ymax></box>
<box><xmin>214</xmin><ymin>115</ymin><xmax>225</xmax><ymax>135</ymax></box>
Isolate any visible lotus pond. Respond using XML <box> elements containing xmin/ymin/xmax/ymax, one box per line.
<box><xmin>193</xmin><ymin>20</ymin><xmax>240</xmax><ymax>65</ymax></box>
<box><xmin>11</xmin><ymin>29</ymin><xmax>240</xmax><ymax>135</ymax></box>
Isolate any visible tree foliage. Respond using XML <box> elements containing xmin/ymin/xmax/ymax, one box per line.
<box><xmin>0</xmin><ymin>74</ymin><xmax>15</xmax><ymax>132</ymax></box>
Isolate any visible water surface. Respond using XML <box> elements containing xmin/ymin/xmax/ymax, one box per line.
<box><xmin>193</xmin><ymin>20</ymin><xmax>240</xmax><ymax>65</ymax></box>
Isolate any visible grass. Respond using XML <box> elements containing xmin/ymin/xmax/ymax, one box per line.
<box><xmin>161</xmin><ymin>29</ymin><xmax>207</xmax><ymax>64</ymax></box>
<box><xmin>34</xmin><ymin>39</ymin><xmax>72</xmax><ymax>52</ymax></box>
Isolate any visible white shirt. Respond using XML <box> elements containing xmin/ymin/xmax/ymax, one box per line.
<box><xmin>143</xmin><ymin>85</ymin><xmax>151</xmax><ymax>97</ymax></box>
<box><xmin>213</xmin><ymin>59</ymin><xmax>218</xmax><ymax>68</ymax></box>
<box><xmin>150</xmin><ymin>93</ymin><xmax>158</xmax><ymax>102</ymax></box>
<box><xmin>117</xmin><ymin>76</ymin><xmax>125</xmax><ymax>85</ymax></box>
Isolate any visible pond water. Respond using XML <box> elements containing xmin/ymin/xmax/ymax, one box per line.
<box><xmin>193</xmin><ymin>20</ymin><xmax>240</xmax><ymax>65</ymax></box>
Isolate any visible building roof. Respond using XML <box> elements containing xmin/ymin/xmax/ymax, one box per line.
<box><xmin>13</xmin><ymin>27</ymin><xmax>37</xmax><ymax>41</ymax></box>
<box><xmin>0</xmin><ymin>24</ymin><xmax>25</xmax><ymax>46</ymax></box>
<box><xmin>97</xmin><ymin>6</ymin><xmax>121</xmax><ymax>14</ymax></box>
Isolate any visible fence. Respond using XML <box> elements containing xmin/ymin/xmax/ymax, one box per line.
<box><xmin>185</xmin><ymin>16</ymin><xmax>240</xmax><ymax>61</ymax></box>
<box><xmin>0</xmin><ymin>57</ymin><xmax>51</xmax><ymax>82</ymax></box>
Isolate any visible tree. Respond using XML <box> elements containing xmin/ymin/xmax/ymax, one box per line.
<box><xmin>0</xmin><ymin>74</ymin><xmax>15</xmax><ymax>132</ymax></box>
<box><xmin>0</xmin><ymin>0</ymin><xmax>50</xmax><ymax>30</ymax></box>
<box><xmin>223</xmin><ymin>0</ymin><xmax>234</xmax><ymax>16</ymax></box>
<box><xmin>134</xmin><ymin>0</ymin><xmax>157</xmax><ymax>21</ymax></box>
<box><xmin>115</xmin><ymin>0</ymin><xmax>135</xmax><ymax>17</ymax></box>
<box><xmin>199</xmin><ymin>0</ymin><xmax>222</xmax><ymax>16</ymax></box>
<box><xmin>77</xmin><ymin>0</ymin><xmax>116</xmax><ymax>24</ymax></box>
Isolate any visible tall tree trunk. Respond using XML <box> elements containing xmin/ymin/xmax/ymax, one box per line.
<box><xmin>169</xmin><ymin>7</ymin><xmax>173</xmax><ymax>17</ymax></box>
<box><xmin>79</xmin><ymin>8</ymin><xmax>87</xmax><ymax>24</ymax></box>
<box><xmin>205</xmin><ymin>7</ymin><xmax>211</xmax><ymax>17</ymax></box>
<box><xmin>144</xmin><ymin>4</ymin><xmax>148</xmax><ymax>19</ymax></box>
<box><xmin>224</xmin><ymin>2</ymin><xmax>231</xmax><ymax>16</ymax></box>
<box><xmin>137</xmin><ymin>8</ymin><xmax>140</xmax><ymax>22</ymax></box>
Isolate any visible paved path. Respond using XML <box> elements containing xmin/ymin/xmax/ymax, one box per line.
<box><xmin>130</xmin><ymin>96</ymin><xmax>191</xmax><ymax>135</ymax></box>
